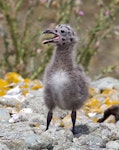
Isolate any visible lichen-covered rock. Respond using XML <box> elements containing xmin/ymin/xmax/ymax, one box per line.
<box><xmin>0</xmin><ymin>77</ymin><xmax>119</xmax><ymax>149</ymax></box>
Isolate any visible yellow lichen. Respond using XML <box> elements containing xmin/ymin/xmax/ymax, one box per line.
<box><xmin>105</xmin><ymin>98</ymin><xmax>119</xmax><ymax>106</ymax></box>
<box><xmin>90</xmin><ymin>108</ymin><xmax>103</xmax><ymax>114</ymax></box>
<box><xmin>93</xmin><ymin>118</ymin><xmax>98</xmax><ymax>123</ymax></box>
<box><xmin>5</xmin><ymin>72</ymin><xmax>24</xmax><ymax>84</ymax></box>
<box><xmin>102</xmin><ymin>89</ymin><xmax>115</xmax><ymax>95</ymax></box>
<box><xmin>32</xmin><ymin>80</ymin><xmax>43</xmax><ymax>90</ymax></box>
<box><xmin>52</xmin><ymin>116</ymin><xmax>58</xmax><ymax>123</ymax></box>
<box><xmin>89</xmin><ymin>87</ymin><xmax>98</xmax><ymax>96</ymax></box>
<box><xmin>85</xmin><ymin>98</ymin><xmax>102</xmax><ymax>108</ymax></box>
<box><xmin>0</xmin><ymin>79</ymin><xmax>9</xmax><ymax>96</ymax></box>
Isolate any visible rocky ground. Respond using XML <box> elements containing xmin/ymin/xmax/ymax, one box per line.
<box><xmin>0</xmin><ymin>76</ymin><xmax>119</xmax><ymax>150</ymax></box>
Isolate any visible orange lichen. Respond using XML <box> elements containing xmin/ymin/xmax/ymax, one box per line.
<box><xmin>89</xmin><ymin>87</ymin><xmax>98</xmax><ymax>96</ymax></box>
<box><xmin>85</xmin><ymin>98</ymin><xmax>102</xmax><ymax>108</ymax></box>
<box><xmin>5</xmin><ymin>72</ymin><xmax>24</xmax><ymax>84</ymax></box>
<box><xmin>105</xmin><ymin>98</ymin><xmax>119</xmax><ymax>106</ymax></box>
<box><xmin>32</xmin><ymin>80</ymin><xmax>43</xmax><ymax>90</ymax></box>
<box><xmin>52</xmin><ymin>116</ymin><xmax>58</xmax><ymax>123</ymax></box>
<box><xmin>102</xmin><ymin>89</ymin><xmax>115</xmax><ymax>95</ymax></box>
<box><xmin>0</xmin><ymin>79</ymin><xmax>9</xmax><ymax>96</ymax></box>
<box><xmin>60</xmin><ymin>120</ymin><xmax>65</xmax><ymax>127</ymax></box>
<box><xmin>90</xmin><ymin>108</ymin><xmax>103</xmax><ymax>114</ymax></box>
<box><xmin>61</xmin><ymin>114</ymin><xmax>72</xmax><ymax>129</ymax></box>
<box><xmin>0</xmin><ymin>72</ymin><xmax>119</xmax><ymax>125</ymax></box>
<box><xmin>93</xmin><ymin>118</ymin><xmax>98</xmax><ymax>123</ymax></box>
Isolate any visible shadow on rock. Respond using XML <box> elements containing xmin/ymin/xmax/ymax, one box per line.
<box><xmin>73</xmin><ymin>124</ymin><xmax>90</xmax><ymax>138</ymax></box>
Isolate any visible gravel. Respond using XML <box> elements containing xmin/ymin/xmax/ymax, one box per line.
<box><xmin>0</xmin><ymin>77</ymin><xmax>119</xmax><ymax>149</ymax></box>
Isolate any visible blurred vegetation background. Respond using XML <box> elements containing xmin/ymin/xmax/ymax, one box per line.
<box><xmin>0</xmin><ymin>0</ymin><xmax>119</xmax><ymax>80</ymax></box>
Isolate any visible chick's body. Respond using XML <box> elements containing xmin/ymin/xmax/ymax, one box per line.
<box><xmin>43</xmin><ymin>24</ymin><xmax>89</xmax><ymax>134</ymax></box>
<box><xmin>44</xmin><ymin>63</ymin><xmax>88</xmax><ymax>111</ymax></box>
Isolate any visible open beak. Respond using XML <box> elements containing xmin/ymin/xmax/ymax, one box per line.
<box><xmin>42</xmin><ymin>29</ymin><xmax>60</xmax><ymax>44</ymax></box>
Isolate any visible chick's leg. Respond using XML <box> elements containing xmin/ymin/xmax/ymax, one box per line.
<box><xmin>71</xmin><ymin>110</ymin><xmax>76</xmax><ymax>134</ymax></box>
<box><xmin>46</xmin><ymin>111</ymin><xmax>53</xmax><ymax>130</ymax></box>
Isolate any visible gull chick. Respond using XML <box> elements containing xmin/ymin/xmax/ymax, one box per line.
<box><xmin>42</xmin><ymin>24</ymin><xmax>89</xmax><ymax>134</ymax></box>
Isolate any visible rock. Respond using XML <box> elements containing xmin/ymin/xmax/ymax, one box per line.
<box><xmin>24</xmin><ymin>134</ymin><xmax>53</xmax><ymax>150</ymax></box>
<box><xmin>0</xmin><ymin>113</ymin><xmax>118</xmax><ymax>150</ymax></box>
<box><xmin>9</xmin><ymin>108</ymin><xmax>33</xmax><ymax>123</ymax></box>
<box><xmin>21</xmin><ymin>90</ymin><xmax>46</xmax><ymax>114</ymax></box>
<box><xmin>0</xmin><ymin>77</ymin><xmax>119</xmax><ymax>149</ymax></box>
<box><xmin>85</xmin><ymin>123</ymin><xmax>100</xmax><ymax>132</ymax></box>
<box><xmin>0</xmin><ymin>108</ymin><xmax>10</xmax><ymax>123</ymax></box>
<box><xmin>76</xmin><ymin>134</ymin><xmax>106</xmax><ymax>148</ymax></box>
<box><xmin>6</xmin><ymin>86</ymin><xmax>22</xmax><ymax>96</ymax></box>
<box><xmin>1</xmin><ymin>139</ymin><xmax>28</xmax><ymax>150</ymax></box>
<box><xmin>43</xmin><ymin>128</ymin><xmax>74</xmax><ymax>150</ymax></box>
<box><xmin>26</xmin><ymin>88</ymin><xmax>43</xmax><ymax>97</ymax></box>
<box><xmin>0</xmin><ymin>86</ymin><xmax>25</xmax><ymax>108</ymax></box>
<box><xmin>29</xmin><ymin>113</ymin><xmax>46</xmax><ymax>127</ymax></box>
<box><xmin>0</xmin><ymin>96</ymin><xmax>25</xmax><ymax>108</ymax></box>
<box><xmin>0</xmin><ymin>121</ymin><xmax>53</xmax><ymax>149</ymax></box>
<box><xmin>0</xmin><ymin>142</ymin><xmax>10</xmax><ymax>150</ymax></box>
<box><xmin>91</xmin><ymin>77</ymin><xmax>119</xmax><ymax>92</ymax></box>
<box><xmin>106</xmin><ymin>141</ymin><xmax>119</xmax><ymax>150</ymax></box>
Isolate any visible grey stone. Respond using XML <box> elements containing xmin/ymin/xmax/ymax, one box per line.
<box><xmin>0</xmin><ymin>108</ymin><xmax>10</xmax><ymax>123</ymax></box>
<box><xmin>0</xmin><ymin>77</ymin><xmax>119</xmax><ymax>149</ymax></box>
<box><xmin>106</xmin><ymin>141</ymin><xmax>119</xmax><ymax>150</ymax></box>
<box><xmin>91</xmin><ymin>77</ymin><xmax>119</xmax><ymax>91</ymax></box>
<box><xmin>24</xmin><ymin>134</ymin><xmax>53</xmax><ymax>150</ymax></box>
<box><xmin>44</xmin><ymin>128</ymin><xmax>73</xmax><ymax>146</ymax></box>
<box><xmin>0</xmin><ymin>121</ymin><xmax>52</xmax><ymax>150</ymax></box>
<box><xmin>76</xmin><ymin>134</ymin><xmax>106</xmax><ymax>147</ymax></box>
<box><xmin>0</xmin><ymin>96</ymin><xmax>24</xmax><ymax>108</ymax></box>
<box><xmin>27</xmin><ymin>89</ymin><xmax>43</xmax><ymax>97</ymax></box>
<box><xmin>1</xmin><ymin>139</ymin><xmax>28</xmax><ymax>150</ymax></box>
<box><xmin>0</xmin><ymin>111</ymin><xmax>118</xmax><ymax>150</ymax></box>
<box><xmin>21</xmin><ymin>95</ymin><xmax>46</xmax><ymax>114</ymax></box>
<box><xmin>54</xmin><ymin>144</ymin><xmax>88</xmax><ymax>150</ymax></box>
<box><xmin>0</xmin><ymin>142</ymin><xmax>9</xmax><ymax>150</ymax></box>
<box><xmin>29</xmin><ymin>113</ymin><xmax>45</xmax><ymax>126</ymax></box>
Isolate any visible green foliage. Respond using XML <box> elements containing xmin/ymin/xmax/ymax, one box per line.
<box><xmin>0</xmin><ymin>0</ymin><xmax>42</xmax><ymax>77</ymax></box>
<box><xmin>0</xmin><ymin>0</ymin><xmax>119</xmax><ymax>79</ymax></box>
<box><xmin>77</xmin><ymin>1</ymin><xmax>119</xmax><ymax>71</ymax></box>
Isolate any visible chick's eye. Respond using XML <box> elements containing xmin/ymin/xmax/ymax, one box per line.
<box><xmin>61</xmin><ymin>30</ymin><xmax>65</xmax><ymax>33</ymax></box>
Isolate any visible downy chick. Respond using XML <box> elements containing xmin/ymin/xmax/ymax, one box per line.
<box><xmin>42</xmin><ymin>24</ymin><xmax>89</xmax><ymax>134</ymax></box>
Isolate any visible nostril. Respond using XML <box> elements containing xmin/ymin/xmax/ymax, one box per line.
<box><xmin>55</xmin><ymin>30</ymin><xmax>57</xmax><ymax>32</ymax></box>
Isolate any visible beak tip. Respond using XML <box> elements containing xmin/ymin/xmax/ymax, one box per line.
<box><xmin>42</xmin><ymin>29</ymin><xmax>54</xmax><ymax>34</ymax></box>
<box><xmin>42</xmin><ymin>31</ymin><xmax>46</xmax><ymax>34</ymax></box>
<box><xmin>42</xmin><ymin>29</ymin><xmax>49</xmax><ymax>34</ymax></box>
